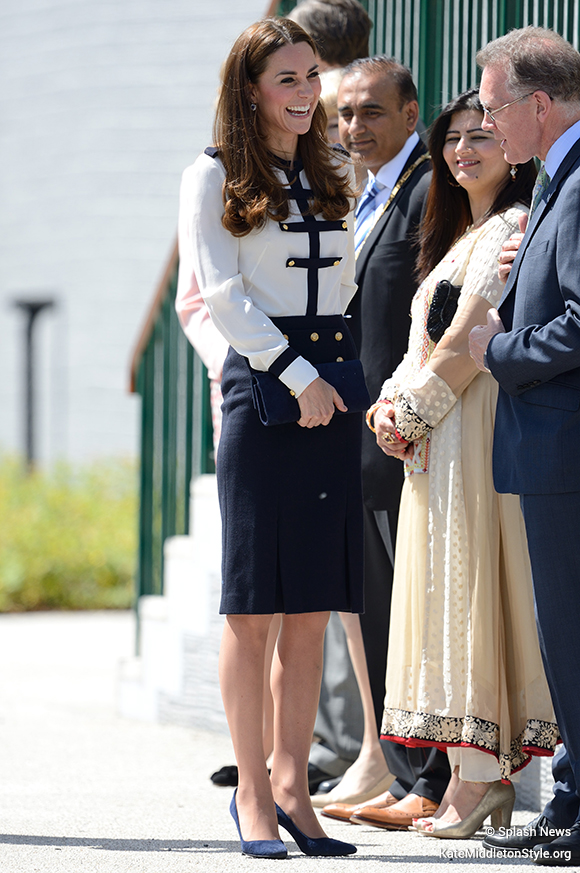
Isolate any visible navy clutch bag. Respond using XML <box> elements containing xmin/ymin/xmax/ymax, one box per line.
<box><xmin>251</xmin><ymin>359</ymin><xmax>370</xmax><ymax>427</ymax></box>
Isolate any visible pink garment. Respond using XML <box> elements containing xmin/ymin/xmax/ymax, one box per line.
<box><xmin>209</xmin><ymin>379</ymin><xmax>223</xmax><ymax>456</ymax></box>
<box><xmin>175</xmin><ymin>258</ymin><xmax>226</xmax><ymax>454</ymax></box>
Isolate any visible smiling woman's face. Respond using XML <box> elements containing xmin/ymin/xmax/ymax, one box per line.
<box><xmin>443</xmin><ymin>109</ymin><xmax>510</xmax><ymax>198</ymax></box>
<box><xmin>250</xmin><ymin>42</ymin><xmax>321</xmax><ymax>158</ymax></box>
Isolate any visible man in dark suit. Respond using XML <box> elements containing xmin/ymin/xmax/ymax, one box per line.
<box><xmin>470</xmin><ymin>26</ymin><xmax>580</xmax><ymax>867</ymax></box>
<box><xmin>323</xmin><ymin>56</ymin><xmax>451</xmax><ymax>828</ymax></box>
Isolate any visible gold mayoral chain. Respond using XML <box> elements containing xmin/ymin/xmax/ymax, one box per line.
<box><xmin>355</xmin><ymin>153</ymin><xmax>431</xmax><ymax>259</ymax></box>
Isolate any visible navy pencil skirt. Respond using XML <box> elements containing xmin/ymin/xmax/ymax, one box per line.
<box><xmin>217</xmin><ymin>314</ymin><xmax>365</xmax><ymax>615</ymax></box>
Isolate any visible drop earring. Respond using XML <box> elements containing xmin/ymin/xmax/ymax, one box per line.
<box><xmin>250</xmin><ymin>103</ymin><xmax>257</xmax><ymax>111</ymax></box>
<box><xmin>510</xmin><ymin>165</ymin><xmax>517</xmax><ymax>181</ymax></box>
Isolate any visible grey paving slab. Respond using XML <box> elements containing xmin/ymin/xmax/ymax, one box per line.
<box><xmin>0</xmin><ymin>611</ymin><xmax>559</xmax><ymax>871</ymax></box>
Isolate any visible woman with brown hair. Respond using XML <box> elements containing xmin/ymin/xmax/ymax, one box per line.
<box><xmin>363</xmin><ymin>88</ymin><xmax>559</xmax><ymax>838</ymax></box>
<box><xmin>180</xmin><ymin>18</ymin><xmax>363</xmax><ymax>859</ymax></box>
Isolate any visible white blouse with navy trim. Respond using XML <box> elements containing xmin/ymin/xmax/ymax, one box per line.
<box><xmin>182</xmin><ymin>150</ymin><xmax>357</xmax><ymax>397</ymax></box>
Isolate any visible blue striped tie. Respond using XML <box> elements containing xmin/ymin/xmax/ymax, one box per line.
<box><xmin>530</xmin><ymin>165</ymin><xmax>550</xmax><ymax>217</ymax></box>
<box><xmin>355</xmin><ymin>178</ymin><xmax>381</xmax><ymax>256</ymax></box>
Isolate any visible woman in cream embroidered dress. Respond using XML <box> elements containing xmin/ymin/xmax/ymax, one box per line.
<box><xmin>370</xmin><ymin>89</ymin><xmax>558</xmax><ymax>837</ymax></box>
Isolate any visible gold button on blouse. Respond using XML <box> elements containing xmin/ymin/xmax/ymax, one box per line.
<box><xmin>310</xmin><ymin>332</ymin><xmax>319</xmax><ymax>342</ymax></box>
<box><xmin>288</xmin><ymin>260</ymin><xmax>295</xmax><ymax>267</ymax></box>
<box><xmin>333</xmin><ymin>260</ymin><xmax>340</xmax><ymax>266</ymax></box>
<box><xmin>336</xmin><ymin>356</ymin><xmax>344</xmax><ymax>362</ymax></box>
<box><xmin>283</xmin><ymin>334</ymin><xmax>289</xmax><ymax>340</ymax></box>
<box><xmin>290</xmin><ymin>390</ymin><xmax>296</xmax><ymax>397</ymax></box>
<box><xmin>335</xmin><ymin>332</ymin><xmax>343</xmax><ymax>341</ymax></box>
<box><xmin>342</xmin><ymin>221</ymin><xmax>348</xmax><ymax>229</ymax></box>
<box><xmin>282</xmin><ymin>224</ymin><xmax>289</xmax><ymax>230</ymax></box>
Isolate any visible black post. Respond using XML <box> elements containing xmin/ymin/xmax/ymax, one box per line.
<box><xmin>13</xmin><ymin>299</ymin><xmax>55</xmax><ymax>471</ymax></box>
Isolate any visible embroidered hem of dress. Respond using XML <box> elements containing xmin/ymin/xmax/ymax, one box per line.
<box><xmin>380</xmin><ymin>707</ymin><xmax>559</xmax><ymax>780</ymax></box>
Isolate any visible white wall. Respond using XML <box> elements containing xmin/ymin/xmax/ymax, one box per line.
<box><xmin>0</xmin><ymin>0</ymin><xmax>267</xmax><ymax>463</ymax></box>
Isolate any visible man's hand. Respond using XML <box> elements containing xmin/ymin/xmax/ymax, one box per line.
<box><xmin>468</xmin><ymin>309</ymin><xmax>505</xmax><ymax>372</ymax></box>
<box><xmin>498</xmin><ymin>213</ymin><xmax>527</xmax><ymax>284</ymax></box>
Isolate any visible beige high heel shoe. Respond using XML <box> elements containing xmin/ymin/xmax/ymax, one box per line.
<box><xmin>416</xmin><ymin>781</ymin><xmax>515</xmax><ymax>840</ymax></box>
<box><xmin>311</xmin><ymin>771</ymin><xmax>394</xmax><ymax>808</ymax></box>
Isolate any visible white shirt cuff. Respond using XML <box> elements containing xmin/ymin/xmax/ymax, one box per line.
<box><xmin>277</xmin><ymin>357</ymin><xmax>319</xmax><ymax>397</ymax></box>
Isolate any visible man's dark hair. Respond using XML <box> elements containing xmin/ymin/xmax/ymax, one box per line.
<box><xmin>343</xmin><ymin>55</ymin><xmax>418</xmax><ymax>107</ymax></box>
<box><xmin>288</xmin><ymin>0</ymin><xmax>372</xmax><ymax>67</ymax></box>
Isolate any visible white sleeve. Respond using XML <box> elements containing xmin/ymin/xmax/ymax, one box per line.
<box><xmin>176</xmin><ymin>175</ymin><xmax>229</xmax><ymax>381</ymax></box>
<box><xmin>186</xmin><ymin>154</ymin><xmax>318</xmax><ymax>396</ymax></box>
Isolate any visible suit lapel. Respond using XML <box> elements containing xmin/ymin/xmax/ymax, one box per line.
<box><xmin>496</xmin><ymin>199</ymin><xmax>547</xmax><ymax>308</ymax></box>
<box><xmin>355</xmin><ymin>141</ymin><xmax>428</xmax><ymax>279</ymax></box>
<box><xmin>499</xmin><ymin>138</ymin><xmax>580</xmax><ymax>310</ymax></box>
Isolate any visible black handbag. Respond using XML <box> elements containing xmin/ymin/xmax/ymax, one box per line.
<box><xmin>426</xmin><ymin>279</ymin><xmax>462</xmax><ymax>344</ymax></box>
<box><xmin>251</xmin><ymin>359</ymin><xmax>370</xmax><ymax>427</ymax></box>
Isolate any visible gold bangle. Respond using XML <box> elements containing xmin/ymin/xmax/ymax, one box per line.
<box><xmin>365</xmin><ymin>400</ymin><xmax>392</xmax><ymax>433</ymax></box>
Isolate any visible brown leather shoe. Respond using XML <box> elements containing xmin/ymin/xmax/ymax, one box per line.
<box><xmin>321</xmin><ymin>793</ymin><xmax>398</xmax><ymax>822</ymax></box>
<box><xmin>350</xmin><ymin>795</ymin><xmax>439</xmax><ymax>830</ymax></box>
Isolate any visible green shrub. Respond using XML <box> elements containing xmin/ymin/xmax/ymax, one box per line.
<box><xmin>0</xmin><ymin>456</ymin><xmax>137</xmax><ymax>611</ymax></box>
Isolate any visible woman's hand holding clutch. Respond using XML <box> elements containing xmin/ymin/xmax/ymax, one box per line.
<box><xmin>374</xmin><ymin>404</ymin><xmax>413</xmax><ymax>459</ymax></box>
<box><xmin>297</xmin><ymin>377</ymin><xmax>347</xmax><ymax>428</ymax></box>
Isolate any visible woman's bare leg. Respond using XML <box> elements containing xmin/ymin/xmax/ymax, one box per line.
<box><xmin>262</xmin><ymin>614</ymin><xmax>282</xmax><ymax>763</ymax></box>
<box><xmin>219</xmin><ymin>613</ymin><xmax>280</xmax><ymax>841</ymax></box>
<box><xmin>270</xmin><ymin>611</ymin><xmax>330</xmax><ymax>837</ymax></box>
<box><xmin>327</xmin><ymin>612</ymin><xmax>392</xmax><ymax>797</ymax></box>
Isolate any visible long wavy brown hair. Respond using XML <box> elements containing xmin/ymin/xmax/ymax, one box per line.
<box><xmin>417</xmin><ymin>88</ymin><xmax>536</xmax><ymax>281</ymax></box>
<box><xmin>213</xmin><ymin>18</ymin><xmax>354</xmax><ymax>237</ymax></box>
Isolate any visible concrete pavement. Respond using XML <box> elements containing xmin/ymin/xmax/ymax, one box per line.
<box><xmin>0</xmin><ymin>611</ymin><xmax>561</xmax><ymax>871</ymax></box>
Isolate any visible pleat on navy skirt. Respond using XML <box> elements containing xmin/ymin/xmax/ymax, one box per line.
<box><xmin>217</xmin><ymin>315</ymin><xmax>364</xmax><ymax>615</ymax></box>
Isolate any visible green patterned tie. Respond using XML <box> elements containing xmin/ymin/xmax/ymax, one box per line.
<box><xmin>530</xmin><ymin>165</ymin><xmax>551</xmax><ymax>216</ymax></box>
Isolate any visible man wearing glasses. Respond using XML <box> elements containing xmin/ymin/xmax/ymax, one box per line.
<box><xmin>469</xmin><ymin>26</ymin><xmax>580</xmax><ymax>868</ymax></box>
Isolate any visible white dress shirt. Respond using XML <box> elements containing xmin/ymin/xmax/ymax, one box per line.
<box><xmin>544</xmin><ymin>117</ymin><xmax>580</xmax><ymax>179</ymax></box>
<box><xmin>361</xmin><ymin>131</ymin><xmax>420</xmax><ymax>232</ymax></box>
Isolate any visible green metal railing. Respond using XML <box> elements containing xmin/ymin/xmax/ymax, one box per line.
<box><xmin>279</xmin><ymin>0</ymin><xmax>580</xmax><ymax>123</ymax></box>
<box><xmin>131</xmin><ymin>244</ymin><xmax>214</xmax><ymax>616</ymax></box>
<box><xmin>367</xmin><ymin>0</ymin><xmax>580</xmax><ymax>122</ymax></box>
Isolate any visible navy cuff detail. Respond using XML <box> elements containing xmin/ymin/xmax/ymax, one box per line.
<box><xmin>268</xmin><ymin>347</ymin><xmax>300</xmax><ymax>378</ymax></box>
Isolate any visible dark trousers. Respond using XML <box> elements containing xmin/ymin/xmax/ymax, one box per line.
<box><xmin>361</xmin><ymin>504</ymin><xmax>451</xmax><ymax>804</ymax></box>
<box><xmin>381</xmin><ymin>741</ymin><xmax>452</xmax><ymax>804</ymax></box>
<box><xmin>544</xmin><ymin>746</ymin><xmax>580</xmax><ymax>828</ymax></box>
<box><xmin>360</xmin><ymin>504</ymin><xmax>398</xmax><ymax>729</ymax></box>
<box><xmin>521</xmin><ymin>491</ymin><xmax>580</xmax><ymax>823</ymax></box>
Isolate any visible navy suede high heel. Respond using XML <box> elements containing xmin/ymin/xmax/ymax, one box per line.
<box><xmin>275</xmin><ymin>804</ymin><xmax>357</xmax><ymax>856</ymax></box>
<box><xmin>230</xmin><ymin>790</ymin><xmax>288</xmax><ymax>859</ymax></box>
